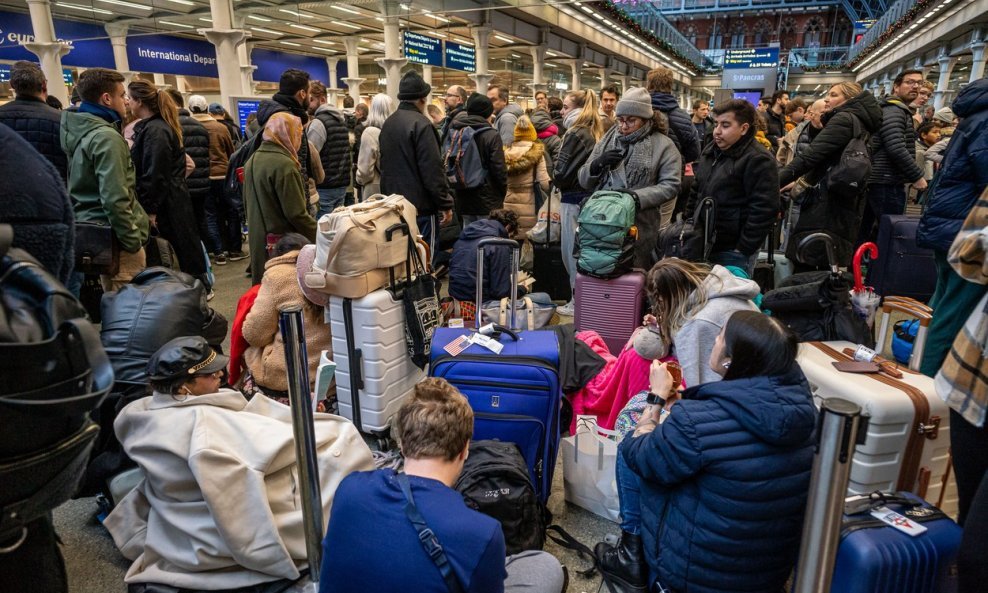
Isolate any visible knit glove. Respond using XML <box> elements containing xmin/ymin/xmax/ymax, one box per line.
<box><xmin>590</xmin><ymin>148</ymin><xmax>624</xmax><ymax>175</ymax></box>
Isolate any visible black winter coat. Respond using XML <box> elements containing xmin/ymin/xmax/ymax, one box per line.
<box><xmin>779</xmin><ymin>92</ymin><xmax>883</xmax><ymax>267</ymax></box>
<box><xmin>0</xmin><ymin>96</ymin><xmax>67</xmax><ymax>182</ymax></box>
<box><xmin>869</xmin><ymin>98</ymin><xmax>924</xmax><ymax>185</ymax></box>
<box><xmin>178</xmin><ymin>109</ymin><xmax>210</xmax><ymax>199</ymax></box>
<box><xmin>100</xmin><ymin>267</ymin><xmax>227</xmax><ymax>385</ymax></box>
<box><xmin>651</xmin><ymin>92</ymin><xmax>701</xmax><ymax>164</ymax></box>
<box><xmin>687</xmin><ymin>133</ymin><xmax>780</xmax><ymax>256</ymax></box>
<box><xmin>380</xmin><ymin>102</ymin><xmax>453</xmax><ymax>216</ymax></box>
<box><xmin>0</xmin><ymin>125</ymin><xmax>74</xmax><ymax>283</ymax></box>
<box><xmin>553</xmin><ymin>125</ymin><xmax>595</xmax><ymax>196</ymax></box>
<box><xmin>130</xmin><ymin>116</ymin><xmax>206</xmax><ymax>276</ymax></box>
<box><xmin>765</xmin><ymin>108</ymin><xmax>787</xmax><ymax>149</ymax></box>
<box><xmin>312</xmin><ymin>106</ymin><xmax>352</xmax><ymax>189</ymax></box>
<box><xmin>448</xmin><ymin>114</ymin><xmax>507</xmax><ymax>216</ymax></box>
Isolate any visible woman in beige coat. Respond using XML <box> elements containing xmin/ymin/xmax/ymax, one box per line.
<box><xmin>503</xmin><ymin>115</ymin><xmax>551</xmax><ymax>238</ymax></box>
<box><xmin>105</xmin><ymin>336</ymin><xmax>374</xmax><ymax>590</ymax></box>
<box><xmin>243</xmin><ymin>233</ymin><xmax>332</xmax><ymax>397</ymax></box>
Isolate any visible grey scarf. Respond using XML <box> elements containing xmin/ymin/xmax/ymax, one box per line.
<box><xmin>600</xmin><ymin>120</ymin><xmax>654</xmax><ymax>190</ymax></box>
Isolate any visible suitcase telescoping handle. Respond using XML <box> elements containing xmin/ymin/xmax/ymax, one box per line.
<box><xmin>385</xmin><ymin>222</ymin><xmax>411</xmax><ymax>290</ymax></box>
<box><xmin>875</xmin><ymin>300</ymin><xmax>933</xmax><ymax>371</ymax></box>
<box><xmin>476</xmin><ymin>238</ymin><xmax>519</xmax><ymax>331</ymax></box>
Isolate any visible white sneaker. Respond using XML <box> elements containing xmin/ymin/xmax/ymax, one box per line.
<box><xmin>557</xmin><ymin>301</ymin><xmax>575</xmax><ymax>316</ymax></box>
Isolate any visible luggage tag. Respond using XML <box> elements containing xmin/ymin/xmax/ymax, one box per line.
<box><xmin>833</xmin><ymin>361</ymin><xmax>881</xmax><ymax>373</ymax></box>
<box><xmin>870</xmin><ymin>507</ymin><xmax>928</xmax><ymax>537</ymax></box>
<box><xmin>448</xmin><ymin>318</ymin><xmax>464</xmax><ymax>329</ymax></box>
<box><xmin>443</xmin><ymin>334</ymin><xmax>471</xmax><ymax>357</ymax></box>
<box><xmin>471</xmin><ymin>333</ymin><xmax>504</xmax><ymax>355</ymax></box>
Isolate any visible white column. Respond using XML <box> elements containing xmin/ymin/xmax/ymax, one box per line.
<box><xmin>152</xmin><ymin>72</ymin><xmax>171</xmax><ymax>90</ymax></box>
<box><xmin>104</xmin><ymin>24</ymin><xmax>139</xmax><ymax>85</ymax></box>
<box><xmin>559</xmin><ymin>59</ymin><xmax>580</xmax><ymax>92</ymax></box>
<box><xmin>375</xmin><ymin>0</ymin><xmax>407</xmax><ymax>101</ymax></box>
<box><xmin>200</xmin><ymin>0</ymin><xmax>247</xmax><ymax>107</ymax></box>
<box><xmin>971</xmin><ymin>41</ymin><xmax>987</xmax><ymax>83</ymax></box>
<box><xmin>530</xmin><ymin>45</ymin><xmax>548</xmax><ymax>95</ymax></box>
<box><xmin>422</xmin><ymin>65</ymin><xmax>433</xmax><ymax>89</ymax></box>
<box><xmin>234</xmin><ymin>18</ymin><xmax>255</xmax><ymax>96</ymax></box>
<box><xmin>341</xmin><ymin>37</ymin><xmax>365</xmax><ymax>105</ymax></box>
<box><xmin>933</xmin><ymin>51</ymin><xmax>959</xmax><ymax>109</ymax></box>
<box><xmin>23</xmin><ymin>0</ymin><xmax>70</xmax><ymax>105</ymax></box>
<box><xmin>617</xmin><ymin>74</ymin><xmax>630</xmax><ymax>93</ymax></box>
<box><xmin>598</xmin><ymin>67</ymin><xmax>612</xmax><ymax>90</ymax></box>
<box><xmin>326</xmin><ymin>57</ymin><xmax>342</xmax><ymax>103</ymax></box>
<box><xmin>469</xmin><ymin>25</ymin><xmax>493</xmax><ymax>92</ymax></box>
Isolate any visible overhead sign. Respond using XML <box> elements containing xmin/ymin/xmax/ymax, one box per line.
<box><xmin>444</xmin><ymin>40</ymin><xmax>475</xmax><ymax>73</ymax></box>
<box><xmin>724</xmin><ymin>48</ymin><xmax>780</xmax><ymax>70</ymax></box>
<box><xmin>253</xmin><ymin>48</ymin><xmax>329</xmax><ymax>84</ymax></box>
<box><xmin>127</xmin><ymin>34</ymin><xmax>218</xmax><ymax>78</ymax></box>
<box><xmin>234</xmin><ymin>98</ymin><xmax>262</xmax><ymax>134</ymax></box>
<box><xmin>0</xmin><ymin>10</ymin><xmax>111</xmax><ymax>67</ymax></box>
<box><xmin>403</xmin><ymin>31</ymin><xmax>442</xmax><ymax>67</ymax></box>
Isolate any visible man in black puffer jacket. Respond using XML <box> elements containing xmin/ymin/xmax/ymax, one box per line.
<box><xmin>687</xmin><ymin>99</ymin><xmax>779</xmax><ymax>276</ymax></box>
<box><xmin>307</xmin><ymin>80</ymin><xmax>352</xmax><ymax>218</ymax></box>
<box><xmin>859</xmin><ymin>69</ymin><xmax>927</xmax><ymax>243</ymax></box>
<box><xmin>166</xmin><ymin>89</ymin><xmax>210</xmax><ymax>206</ymax></box>
<box><xmin>646</xmin><ymin>67</ymin><xmax>701</xmax><ymax>166</ymax></box>
<box><xmin>780</xmin><ymin>87</ymin><xmax>882</xmax><ymax>269</ymax></box>
<box><xmin>0</xmin><ymin>61</ymin><xmax>67</xmax><ymax>182</ymax></box>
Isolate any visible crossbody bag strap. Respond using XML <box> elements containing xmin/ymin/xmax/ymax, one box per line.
<box><xmin>396</xmin><ymin>473</ymin><xmax>466</xmax><ymax>593</ymax></box>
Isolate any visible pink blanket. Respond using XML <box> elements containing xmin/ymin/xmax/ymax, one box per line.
<box><xmin>569</xmin><ymin>330</ymin><xmax>653</xmax><ymax>433</ymax></box>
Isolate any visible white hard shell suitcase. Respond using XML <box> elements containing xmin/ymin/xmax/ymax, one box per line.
<box><xmin>328</xmin><ymin>289</ymin><xmax>424</xmax><ymax>434</ymax></box>
<box><xmin>796</xmin><ymin>300</ymin><xmax>958</xmax><ymax>517</ymax></box>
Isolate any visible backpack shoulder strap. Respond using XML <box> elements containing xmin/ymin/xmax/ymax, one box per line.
<box><xmin>397</xmin><ymin>473</ymin><xmax>466</xmax><ymax>593</ymax></box>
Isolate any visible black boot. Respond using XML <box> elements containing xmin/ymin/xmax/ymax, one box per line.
<box><xmin>595</xmin><ymin>530</ymin><xmax>648</xmax><ymax>593</ymax></box>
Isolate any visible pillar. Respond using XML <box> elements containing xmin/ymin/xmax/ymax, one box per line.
<box><xmin>530</xmin><ymin>44</ymin><xmax>548</xmax><ymax>95</ymax></box>
<box><xmin>375</xmin><ymin>0</ymin><xmax>407</xmax><ymax>101</ymax></box>
<box><xmin>104</xmin><ymin>24</ymin><xmax>140</xmax><ymax>85</ymax></box>
<box><xmin>560</xmin><ymin>59</ymin><xmax>580</xmax><ymax>92</ymax></box>
<box><xmin>341</xmin><ymin>37</ymin><xmax>365</xmax><ymax>105</ymax></box>
<box><xmin>326</xmin><ymin>57</ymin><xmax>342</xmax><ymax>103</ymax></box>
<box><xmin>598</xmin><ymin>67</ymin><xmax>612</xmax><ymax>90</ymax></box>
<box><xmin>879</xmin><ymin>73</ymin><xmax>891</xmax><ymax>97</ymax></box>
<box><xmin>23</xmin><ymin>0</ymin><xmax>69</xmax><ymax>105</ymax></box>
<box><xmin>469</xmin><ymin>25</ymin><xmax>494</xmax><ymax>92</ymax></box>
<box><xmin>422</xmin><ymin>65</ymin><xmax>433</xmax><ymax>89</ymax></box>
<box><xmin>617</xmin><ymin>74</ymin><xmax>630</xmax><ymax>93</ymax></box>
<box><xmin>235</xmin><ymin>18</ymin><xmax>255</xmax><ymax>96</ymax></box>
<box><xmin>152</xmin><ymin>72</ymin><xmax>170</xmax><ymax>91</ymax></box>
<box><xmin>971</xmin><ymin>37</ymin><xmax>987</xmax><ymax>83</ymax></box>
<box><xmin>200</xmin><ymin>0</ymin><xmax>247</xmax><ymax>107</ymax></box>
<box><xmin>933</xmin><ymin>51</ymin><xmax>958</xmax><ymax>109</ymax></box>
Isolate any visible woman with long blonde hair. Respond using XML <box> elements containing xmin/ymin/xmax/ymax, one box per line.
<box><xmin>127</xmin><ymin>79</ymin><xmax>209</xmax><ymax>287</ymax></box>
<box><xmin>552</xmin><ymin>89</ymin><xmax>605</xmax><ymax>315</ymax></box>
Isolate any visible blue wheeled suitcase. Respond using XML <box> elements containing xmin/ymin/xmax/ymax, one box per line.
<box><xmin>867</xmin><ymin>215</ymin><xmax>937</xmax><ymax>302</ymax></box>
<box><xmin>831</xmin><ymin>492</ymin><xmax>962</xmax><ymax>593</ymax></box>
<box><xmin>430</xmin><ymin>238</ymin><xmax>562</xmax><ymax>502</ymax></box>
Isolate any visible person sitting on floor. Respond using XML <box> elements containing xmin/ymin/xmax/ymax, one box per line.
<box><xmin>320</xmin><ymin>377</ymin><xmax>565</xmax><ymax>593</ymax></box>
<box><xmin>449</xmin><ymin>208</ymin><xmax>525</xmax><ymax>304</ymax></box>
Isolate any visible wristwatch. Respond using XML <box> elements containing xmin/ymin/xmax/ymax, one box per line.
<box><xmin>645</xmin><ymin>391</ymin><xmax>667</xmax><ymax>408</ymax></box>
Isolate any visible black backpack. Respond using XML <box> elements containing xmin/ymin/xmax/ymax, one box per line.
<box><xmin>825</xmin><ymin>115</ymin><xmax>872</xmax><ymax>199</ymax></box>
<box><xmin>0</xmin><ymin>224</ymin><xmax>112</xmax><ymax>545</ymax></box>
<box><xmin>223</xmin><ymin>132</ymin><xmax>265</xmax><ymax>211</ymax></box>
<box><xmin>454</xmin><ymin>440</ymin><xmax>545</xmax><ymax>555</ymax></box>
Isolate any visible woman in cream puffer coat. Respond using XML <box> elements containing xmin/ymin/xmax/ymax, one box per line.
<box><xmin>503</xmin><ymin>115</ymin><xmax>551</xmax><ymax>238</ymax></box>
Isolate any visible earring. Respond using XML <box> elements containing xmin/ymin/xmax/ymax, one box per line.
<box><xmin>722</xmin><ymin>360</ymin><xmax>731</xmax><ymax>369</ymax></box>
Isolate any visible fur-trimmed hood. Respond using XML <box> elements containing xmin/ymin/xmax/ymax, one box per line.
<box><xmin>504</xmin><ymin>141</ymin><xmax>544</xmax><ymax>175</ymax></box>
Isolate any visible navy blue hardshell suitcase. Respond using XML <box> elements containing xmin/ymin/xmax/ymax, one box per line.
<box><xmin>867</xmin><ymin>215</ymin><xmax>937</xmax><ymax>302</ymax></box>
<box><xmin>831</xmin><ymin>492</ymin><xmax>961</xmax><ymax>593</ymax></box>
<box><xmin>430</xmin><ymin>238</ymin><xmax>562</xmax><ymax>502</ymax></box>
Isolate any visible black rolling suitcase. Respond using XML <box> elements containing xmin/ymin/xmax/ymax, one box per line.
<box><xmin>867</xmin><ymin>215</ymin><xmax>937</xmax><ymax>302</ymax></box>
<box><xmin>531</xmin><ymin>190</ymin><xmax>571</xmax><ymax>301</ymax></box>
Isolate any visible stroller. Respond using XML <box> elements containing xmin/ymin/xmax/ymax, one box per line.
<box><xmin>762</xmin><ymin>233</ymin><xmax>874</xmax><ymax>347</ymax></box>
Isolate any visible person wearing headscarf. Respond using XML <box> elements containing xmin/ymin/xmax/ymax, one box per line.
<box><xmin>243</xmin><ymin>112</ymin><xmax>316</xmax><ymax>284</ymax></box>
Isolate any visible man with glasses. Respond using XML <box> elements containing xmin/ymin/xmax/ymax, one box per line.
<box><xmin>440</xmin><ymin>85</ymin><xmax>467</xmax><ymax>143</ymax></box>
<box><xmin>858</xmin><ymin>69</ymin><xmax>928</xmax><ymax>243</ymax></box>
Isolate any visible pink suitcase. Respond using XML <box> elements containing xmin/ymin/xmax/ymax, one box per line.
<box><xmin>574</xmin><ymin>271</ymin><xmax>646</xmax><ymax>354</ymax></box>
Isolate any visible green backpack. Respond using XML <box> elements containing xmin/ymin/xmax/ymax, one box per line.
<box><xmin>575</xmin><ymin>190</ymin><xmax>638</xmax><ymax>278</ymax></box>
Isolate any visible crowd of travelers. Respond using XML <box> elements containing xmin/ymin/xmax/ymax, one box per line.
<box><xmin>1</xmin><ymin>54</ymin><xmax>986</xmax><ymax>593</ymax></box>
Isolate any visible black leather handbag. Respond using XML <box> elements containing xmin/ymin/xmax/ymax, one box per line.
<box><xmin>655</xmin><ymin>197</ymin><xmax>717</xmax><ymax>263</ymax></box>
<box><xmin>74</xmin><ymin>221</ymin><xmax>120</xmax><ymax>275</ymax></box>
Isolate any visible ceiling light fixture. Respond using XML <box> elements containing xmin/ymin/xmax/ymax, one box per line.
<box><xmin>291</xmin><ymin>24</ymin><xmax>322</xmax><ymax>32</ymax></box>
<box><xmin>279</xmin><ymin>8</ymin><xmax>314</xmax><ymax>19</ymax></box>
<box><xmin>97</xmin><ymin>0</ymin><xmax>152</xmax><ymax>10</ymax></box>
<box><xmin>250</xmin><ymin>27</ymin><xmax>280</xmax><ymax>35</ymax></box>
<box><xmin>281</xmin><ymin>41</ymin><xmax>301</xmax><ymax>47</ymax></box>
<box><xmin>336</xmin><ymin>22</ymin><xmax>361</xmax><ymax>30</ymax></box>
<box><xmin>314</xmin><ymin>39</ymin><xmax>336</xmax><ymax>45</ymax></box>
<box><xmin>160</xmin><ymin>20</ymin><xmax>194</xmax><ymax>28</ymax></box>
<box><xmin>55</xmin><ymin>2</ymin><xmax>112</xmax><ymax>14</ymax></box>
<box><xmin>494</xmin><ymin>34</ymin><xmax>514</xmax><ymax>43</ymax></box>
<box><xmin>331</xmin><ymin>5</ymin><xmax>361</xmax><ymax>15</ymax></box>
<box><xmin>247</xmin><ymin>15</ymin><xmax>270</xmax><ymax>22</ymax></box>
<box><xmin>164</xmin><ymin>0</ymin><xmax>195</xmax><ymax>5</ymax></box>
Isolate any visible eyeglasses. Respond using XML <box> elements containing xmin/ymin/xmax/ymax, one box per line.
<box><xmin>445</xmin><ymin>93</ymin><xmax>459</xmax><ymax>98</ymax></box>
<box><xmin>900</xmin><ymin>79</ymin><xmax>924</xmax><ymax>87</ymax></box>
<box><xmin>617</xmin><ymin>117</ymin><xmax>642</xmax><ymax>126</ymax></box>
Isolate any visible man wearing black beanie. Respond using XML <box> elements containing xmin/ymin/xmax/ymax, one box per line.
<box><xmin>442</xmin><ymin>92</ymin><xmax>507</xmax><ymax>226</ymax></box>
<box><xmin>380</xmin><ymin>70</ymin><xmax>453</xmax><ymax>254</ymax></box>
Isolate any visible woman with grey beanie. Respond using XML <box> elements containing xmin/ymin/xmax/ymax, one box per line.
<box><xmin>578</xmin><ymin>87</ymin><xmax>682</xmax><ymax>268</ymax></box>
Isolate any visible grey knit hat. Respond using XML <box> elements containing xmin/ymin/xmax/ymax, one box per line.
<box><xmin>616</xmin><ymin>87</ymin><xmax>653</xmax><ymax>119</ymax></box>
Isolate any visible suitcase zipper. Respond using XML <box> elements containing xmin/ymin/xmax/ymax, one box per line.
<box><xmin>442</xmin><ymin>379</ymin><xmax>549</xmax><ymax>392</ymax></box>
<box><xmin>432</xmin><ymin>354</ymin><xmax>557</xmax><ymax>372</ymax></box>
<box><xmin>474</xmin><ymin>412</ymin><xmax>548</xmax><ymax>489</ymax></box>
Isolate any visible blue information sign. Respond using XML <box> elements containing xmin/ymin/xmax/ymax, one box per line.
<box><xmin>444</xmin><ymin>40</ymin><xmax>475</xmax><ymax>73</ymax></box>
<box><xmin>723</xmin><ymin>48</ymin><xmax>780</xmax><ymax>70</ymax></box>
<box><xmin>252</xmin><ymin>48</ymin><xmax>329</xmax><ymax>84</ymax></box>
<box><xmin>236</xmin><ymin>99</ymin><xmax>261</xmax><ymax>134</ymax></box>
<box><xmin>404</xmin><ymin>31</ymin><xmax>442</xmax><ymax>67</ymax></box>
<box><xmin>0</xmin><ymin>10</ymin><xmax>110</xmax><ymax>67</ymax></box>
<box><xmin>127</xmin><ymin>34</ymin><xmax>218</xmax><ymax>78</ymax></box>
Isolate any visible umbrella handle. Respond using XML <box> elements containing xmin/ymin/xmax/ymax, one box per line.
<box><xmin>853</xmin><ymin>242</ymin><xmax>878</xmax><ymax>293</ymax></box>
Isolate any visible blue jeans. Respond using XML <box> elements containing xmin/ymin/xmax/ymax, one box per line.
<box><xmin>616</xmin><ymin>445</ymin><xmax>642</xmax><ymax>534</ymax></box>
<box><xmin>205</xmin><ymin>179</ymin><xmax>242</xmax><ymax>254</ymax></box>
<box><xmin>417</xmin><ymin>214</ymin><xmax>438</xmax><ymax>260</ymax></box>
<box><xmin>317</xmin><ymin>186</ymin><xmax>347</xmax><ymax>220</ymax></box>
<box><xmin>708</xmin><ymin>250</ymin><xmax>758</xmax><ymax>278</ymax></box>
<box><xmin>858</xmin><ymin>182</ymin><xmax>906</xmax><ymax>244</ymax></box>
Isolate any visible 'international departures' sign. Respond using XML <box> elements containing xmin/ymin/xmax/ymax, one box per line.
<box><xmin>128</xmin><ymin>34</ymin><xmax>218</xmax><ymax>78</ymax></box>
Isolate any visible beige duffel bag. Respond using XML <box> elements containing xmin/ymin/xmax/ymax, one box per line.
<box><xmin>303</xmin><ymin>194</ymin><xmax>420</xmax><ymax>298</ymax></box>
